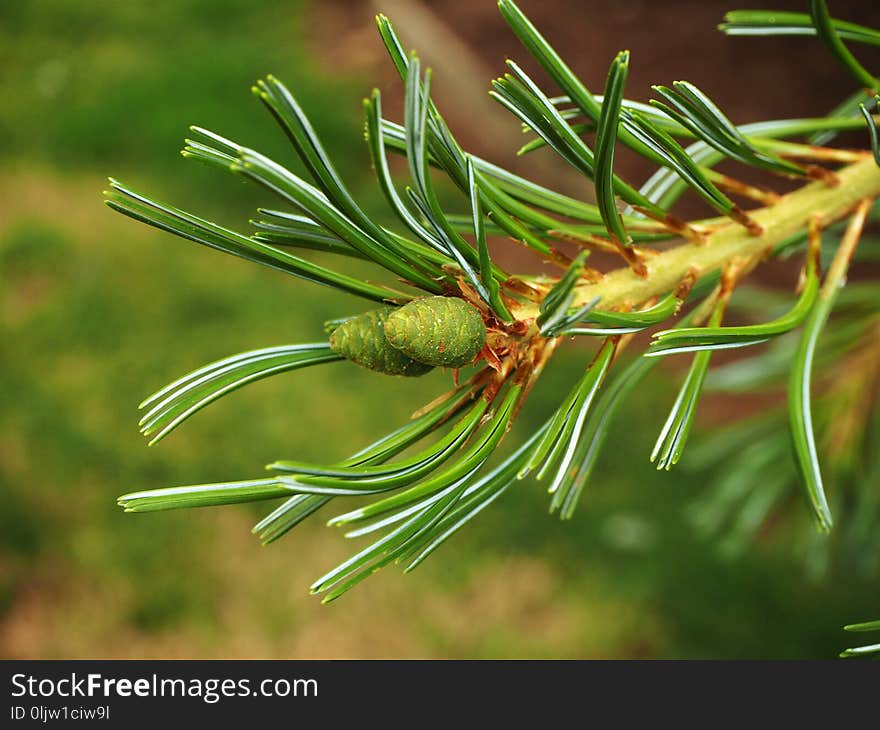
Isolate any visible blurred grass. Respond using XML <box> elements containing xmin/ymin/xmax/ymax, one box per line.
<box><xmin>1</xmin><ymin>0</ymin><xmax>877</xmax><ymax>658</ymax></box>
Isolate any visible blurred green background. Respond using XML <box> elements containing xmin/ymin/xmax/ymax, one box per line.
<box><xmin>1</xmin><ymin>0</ymin><xmax>878</xmax><ymax>658</ymax></box>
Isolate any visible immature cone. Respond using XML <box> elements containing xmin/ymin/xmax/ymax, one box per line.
<box><xmin>385</xmin><ymin>296</ymin><xmax>486</xmax><ymax>368</ymax></box>
<box><xmin>329</xmin><ymin>307</ymin><xmax>433</xmax><ymax>377</ymax></box>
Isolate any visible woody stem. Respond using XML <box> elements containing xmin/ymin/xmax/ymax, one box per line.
<box><xmin>512</xmin><ymin>156</ymin><xmax>880</xmax><ymax>320</ymax></box>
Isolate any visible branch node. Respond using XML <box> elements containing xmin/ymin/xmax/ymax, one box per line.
<box><xmin>804</xmin><ymin>164</ymin><xmax>840</xmax><ymax>187</ymax></box>
<box><xmin>730</xmin><ymin>205</ymin><xmax>764</xmax><ymax>236</ymax></box>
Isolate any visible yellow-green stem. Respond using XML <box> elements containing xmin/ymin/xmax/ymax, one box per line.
<box><xmin>513</xmin><ymin>156</ymin><xmax>880</xmax><ymax>320</ymax></box>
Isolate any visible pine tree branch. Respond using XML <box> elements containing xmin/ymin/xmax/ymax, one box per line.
<box><xmin>512</xmin><ymin>156</ymin><xmax>880</xmax><ymax>319</ymax></box>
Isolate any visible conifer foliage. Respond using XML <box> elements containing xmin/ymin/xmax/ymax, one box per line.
<box><xmin>107</xmin><ymin>0</ymin><xmax>879</xmax><ymax>643</ymax></box>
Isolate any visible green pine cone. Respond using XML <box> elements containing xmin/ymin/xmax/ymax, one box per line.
<box><xmin>329</xmin><ymin>307</ymin><xmax>434</xmax><ymax>377</ymax></box>
<box><xmin>385</xmin><ymin>296</ymin><xmax>486</xmax><ymax>368</ymax></box>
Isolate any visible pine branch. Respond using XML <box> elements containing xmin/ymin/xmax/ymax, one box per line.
<box><xmin>107</xmin><ymin>0</ymin><xmax>880</xmax><ymax>610</ymax></box>
<box><xmin>511</xmin><ymin>156</ymin><xmax>880</xmax><ymax>320</ymax></box>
